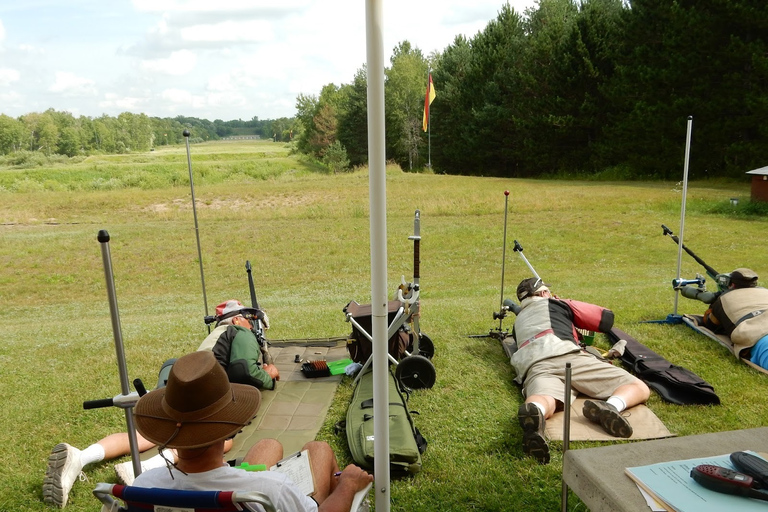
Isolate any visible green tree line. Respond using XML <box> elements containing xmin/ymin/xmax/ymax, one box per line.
<box><xmin>0</xmin><ymin>109</ymin><xmax>296</xmax><ymax>158</ymax></box>
<box><xmin>295</xmin><ymin>0</ymin><xmax>768</xmax><ymax>179</ymax></box>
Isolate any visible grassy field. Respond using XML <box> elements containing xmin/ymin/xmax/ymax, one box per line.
<box><xmin>1</xmin><ymin>139</ymin><xmax>766</xmax><ymax>511</ymax></box>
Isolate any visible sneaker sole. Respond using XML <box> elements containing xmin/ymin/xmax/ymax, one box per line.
<box><xmin>42</xmin><ymin>443</ymin><xmax>73</xmax><ymax>507</ymax></box>
<box><xmin>523</xmin><ymin>431</ymin><xmax>551</xmax><ymax>464</ymax></box>
<box><xmin>583</xmin><ymin>400</ymin><xmax>633</xmax><ymax>438</ymax></box>
<box><xmin>582</xmin><ymin>400</ymin><xmax>603</xmax><ymax>424</ymax></box>
<box><xmin>114</xmin><ymin>462</ymin><xmax>135</xmax><ymax>486</ymax></box>
<box><xmin>517</xmin><ymin>403</ymin><xmax>542</xmax><ymax>432</ymax></box>
<box><xmin>600</xmin><ymin>409</ymin><xmax>633</xmax><ymax>438</ymax></box>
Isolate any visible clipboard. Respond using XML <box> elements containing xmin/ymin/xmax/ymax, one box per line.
<box><xmin>271</xmin><ymin>450</ymin><xmax>316</xmax><ymax>497</ymax></box>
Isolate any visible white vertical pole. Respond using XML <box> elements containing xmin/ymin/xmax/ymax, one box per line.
<box><xmin>674</xmin><ymin>116</ymin><xmax>693</xmax><ymax>316</ymax></box>
<box><xmin>365</xmin><ymin>1</ymin><xmax>391</xmax><ymax>510</ymax></box>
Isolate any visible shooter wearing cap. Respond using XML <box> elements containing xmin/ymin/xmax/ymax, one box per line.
<box><xmin>507</xmin><ymin>278</ymin><xmax>650</xmax><ymax>464</ymax></box>
<box><xmin>687</xmin><ymin>268</ymin><xmax>768</xmax><ymax>370</ymax></box>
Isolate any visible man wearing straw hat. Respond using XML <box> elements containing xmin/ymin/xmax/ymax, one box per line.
<box><xmin>132</xmin><ymin>350</ymin><xmax>372</xmax><ymax>511</ymax></box>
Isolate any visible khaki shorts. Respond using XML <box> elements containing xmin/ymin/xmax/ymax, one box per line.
<box><xmin>522</xmin><ymin>351</ymin><xmax>639</xmax><ymax>405</ymax></box>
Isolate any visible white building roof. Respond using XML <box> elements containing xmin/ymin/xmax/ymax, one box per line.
<box><xmin>746</xmin><ymin>166</ymin><xmax>768</xmax><ymax>175</ymax></box>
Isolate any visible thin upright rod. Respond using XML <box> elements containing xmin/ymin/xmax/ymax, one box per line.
<box><xmin>674</xmin><ymin>116</ymin><xmax>693</xmax><ymax>316</ymax></box>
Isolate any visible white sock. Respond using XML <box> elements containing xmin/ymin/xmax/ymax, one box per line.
<box><xmin>80</xmin><ymin>443</ymin><xmax>106</xmax><ymax>467</ymax></box>
<box><xmin>531</xmin><ymin>401</ymin><xmax>547</xmax><ymax>417</ymax></box>
<box><xmin>606</xmin><ymin>396</ymin><xmax>627</xmax><ymax>413</ymax></box>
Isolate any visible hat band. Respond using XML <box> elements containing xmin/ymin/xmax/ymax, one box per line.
<box><xmin>161</xmin><ymin>388</ymin><xmax>234</xmax><ymax>422</ymax></box>
<box><xmin>135</xmin><ymin>413</ymin><xmax>253</xmax><ymax>449</ymax></box>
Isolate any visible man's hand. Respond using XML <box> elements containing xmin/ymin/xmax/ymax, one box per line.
<box><xmin>319</xmin><ymin>464</ymin><xmax>374</xmax><ymax>512</ymax></box>
<box><xmin>262</xmin><ymin>363</ymin><xmax>280</xmax><ymax>381</ymax></box>
<box><xmin>336</xmin><ymin>464</ymin><xmax>373</xmax><ymax>492</ymax></box>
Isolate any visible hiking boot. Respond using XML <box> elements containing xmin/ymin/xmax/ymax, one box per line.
<box><xmin>43</xmin><ymin>443</ymin><xmax>84</xmax><ymax>507</ymax></box>
<box><xmin>583</xmin><ymin>399</ymin><xmax>633</xmax><ymax>438</ymax></box>
<box><xmin>517</xmin><ymin>403</ymin><xmax>550</xmax><ymax>464</ymax></box>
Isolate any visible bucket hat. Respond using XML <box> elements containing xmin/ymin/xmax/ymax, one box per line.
<box><xmin>135</xmin><ymin>351</ymin><xmax>260</xmax><ymax>449</ymax></box>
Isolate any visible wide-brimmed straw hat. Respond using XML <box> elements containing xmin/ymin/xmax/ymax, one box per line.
<box><xmin>134</xmin><ymin>351</ymin><xmax>261</xmax><ymax>449</ymax></box>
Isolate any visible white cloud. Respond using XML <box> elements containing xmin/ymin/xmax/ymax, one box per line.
<box><xmin>206</xmin><ymin>73</ymin><xmax>236</xmax><ymax>93</ymax></box>
<box><xmin>180</xmin><ymin>20</ymin><xmax>273</xmax><ymax>43</ymax></box>
<box><xmin>49</xmin><ymin>72</ymin><xmax>97</xmax><ymax>97</ymax></box>
<box><xmin>160</xmin><ymin>88</ymin><xmax>194</xmax><ymax>104</ymax></box>
<box><xmin>132</xmin><ymin>0</ymin><xmax>311</xmax><ymax>14</ymax></box>
<box><xmin>0</xmin><ymin>19</ymin><xmax>5</xmax><ymax>43</ymax></box>
<box><xmin>100</xmin><ymin>93</ymin><xmax>146</xmax><ymax>111</ymax></box>
<box><xmin>141</xmin><ymin>49</ymin><xmax>197</xmax><ymax>75</ymax></box>
<box><xmin>0</xmin><ymin>90</ymin><xmax>22</xmax><ymax>104</ymax></box>
<box><xmin>0</xmin><ymin>68</ymin><xmax>20</xmax><ymax>86</ymax></box>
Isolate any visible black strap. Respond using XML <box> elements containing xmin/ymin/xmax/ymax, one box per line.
<box><xmin>734</xmin><ymin>309</ymin><xmax>767</xmax><ymax>328</ymax></box>
<box><xmin>360</xmin><ymin>398</ymin><xmax>405</xmax><ymax>409</ymax></box>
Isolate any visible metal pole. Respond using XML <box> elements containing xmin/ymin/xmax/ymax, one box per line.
<box><xmin>499</xmin><ymin>191</ymin><xmax>510</xmax><ymax>331</ymax></box>
<box><xmin>427</xmin><ymin>70</ymin><xmax>432</xmax><ymax>170</ymax></box>
<box><xmin>674</xmin><ymin>116</ymin><xmax>693</xmax><ymax>316</ymax></box>
<box><xmin>365</xmin><ymin>1</ymin><xmax>390</xmax><ymax>509</ymax></box>
<box><xmin>409</xmin><ymin>210</ymin><xmax>421</xmax><ymax>350</ymax></box>
<box><xmin>561</xmin><ymin>362</ymin><xmax>572</xmax><ymax>512</ymax></box>
<box><xmin>97</xmin><ymin>230</ymin><xmax>142</xmax><ymax>479</ymax></box>
<box><xmin>513</xmin><ymin>240</ymin><xmax>541</xmax><ymax>280</ymax></box>
<box><xmin>183</xmin><ymin>130</ymin><xmax>210</xmax><ymax>327</ymax></box>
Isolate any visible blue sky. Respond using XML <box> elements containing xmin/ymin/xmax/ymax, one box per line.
<box><xmin>0</xmin><ymin>1</ymin><xmax>536</xmax><ymax>122</ymax></box>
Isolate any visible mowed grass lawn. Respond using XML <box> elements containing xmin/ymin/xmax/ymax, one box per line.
<box><xmin>1</xmin><ymin>139</ymin><xmax>766</xmax><ymax>511</ymax></box>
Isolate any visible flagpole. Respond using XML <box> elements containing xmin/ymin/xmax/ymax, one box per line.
<box><xmin>427</xmin><ymin>69</ymin><xmax>432</xmax><ymax>170</ymax></box>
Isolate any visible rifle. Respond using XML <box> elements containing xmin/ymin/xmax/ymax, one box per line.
<box><xmin>661</xmin><ymin>225</ymin><xmax>729</xmax><ymax>291</ymax></box>
<box><xmin>245</xmin><ymin>260</ymin><xmax>274</xmax><ymax>365</ymax></box>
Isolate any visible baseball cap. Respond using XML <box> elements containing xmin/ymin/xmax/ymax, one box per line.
<box><xmin>516</xmin><ymin>277</ymin><xmax>550</xmax><ymax>301</ymax></box>
<box><xmin>729</xmin><ymin>268</ymin><xmax>758</xmax><ymax>288</ymax></box>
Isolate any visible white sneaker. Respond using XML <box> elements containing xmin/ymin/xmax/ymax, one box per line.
<box><xmin>114</xmin><ymin>453</ymin><xmax>169</xmax><ymax>486</ymax></box>
<box><xmin>43</xmin><ymin>443</ymin><xmax>84</xmax><ymax>508</ymax></box>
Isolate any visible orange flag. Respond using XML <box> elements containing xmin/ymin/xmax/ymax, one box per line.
<box><xmin>422</xmin><ymin>74</ymin><xmax>436</xmax><ymax>132</ymax></box>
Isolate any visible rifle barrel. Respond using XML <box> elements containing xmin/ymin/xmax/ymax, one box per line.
<box><xmin>664</xmin><ymin>229</ymin><xmax>719</xmax><ymax>279</ymax></box>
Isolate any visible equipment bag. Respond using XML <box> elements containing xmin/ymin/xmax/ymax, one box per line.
<box><xmin>344</xmin><ymin>367</ymin><xmax>426</xmax><ymax>476</ymax></box>
<box><xmin>607</xmin><ymin>327</ymin><xmax>720</xmax><ymax>406</ymax></box>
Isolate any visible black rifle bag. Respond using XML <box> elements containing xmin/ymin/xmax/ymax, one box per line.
<box><xmin>608</xmin><ymin>327</ymin><xmax>720</xmax><ymax>406</ymax></box>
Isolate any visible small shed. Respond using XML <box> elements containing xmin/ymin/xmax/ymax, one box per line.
<box><xmin>746</xmin><ymin>166</ymin><xmax>768</xmax><ymax>202</ymax></box>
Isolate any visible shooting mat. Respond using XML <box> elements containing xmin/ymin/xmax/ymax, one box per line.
<box><xmin>545</xmin><ymin>398</ymin><xmax>673</xmax><ymax>441</ymax></box>
<box><xmin>227</xmin><ymin>342</ymin><xmax>351</xmax><ymax>459</ymax></box>
<box><xmin>501</xmin><ymin>337</ymin><xmax>673</xmax><ymax>441</ymax></box>
<box><xmin>683</xmin><ymin>314</ymin><xmax>768</xmax><ymax>375</ymax></box>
